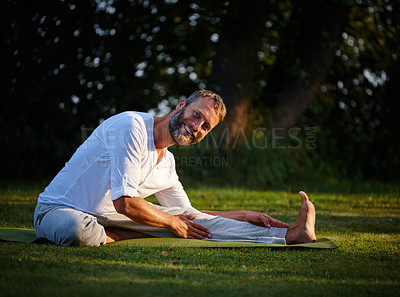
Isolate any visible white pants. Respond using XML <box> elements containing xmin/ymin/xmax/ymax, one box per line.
<box><xmin>34</xmin><ymin>203</ymin><xmax>287</xmax><ymax>246</ymax></box>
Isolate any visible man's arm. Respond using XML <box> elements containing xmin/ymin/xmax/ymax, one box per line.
<box><xmin>113</xmin><ymin>196</ymin><xmax>211</xmax><ymax>239</ymax></box>
<box><xmin>201</xmin><ymin>210</ymin><xmax>289</xmax><ymax>228</ymax></box>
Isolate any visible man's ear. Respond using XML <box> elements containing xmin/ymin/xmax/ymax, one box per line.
<box><xmin>175</xmin><ymin>99</ymin><xmax>186</xmax><ymax>111</ymax></box>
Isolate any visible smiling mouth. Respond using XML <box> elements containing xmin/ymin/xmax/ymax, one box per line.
<box><xmin>184</xmin><ymin>124</ymin><xmax>194</xmax><ymax>137</ymax></box>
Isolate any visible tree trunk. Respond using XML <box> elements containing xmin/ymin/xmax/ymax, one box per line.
<box><xmin>262</xmin><ymin>0</ymin><xmax>351</xmax><ymax>130</ymax></box>
<box><xmin>208</xmin><ymin>0</ymin><xmax>269</xmax><ymax>147</ymax></box>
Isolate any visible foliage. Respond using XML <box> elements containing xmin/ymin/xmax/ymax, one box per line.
<box><xmin>304</xmin><ymin>0</ymin><xmax>400</xmax><ymax>179</ymax></box>
<box><xmin>0</xmin><ymin>182</ymin><xmax>399</xmax><ymax>297</ymax></box>
<box><xmin>1</xmin><ymin>0</ymin><xmax>399</xmax><ymax>181</ymax></box>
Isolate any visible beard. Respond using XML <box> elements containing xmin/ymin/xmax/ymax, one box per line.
<box><xmin>168</xmin><ymin>106</ymin><xmax>199</xmax><ymax>146</ymax></box>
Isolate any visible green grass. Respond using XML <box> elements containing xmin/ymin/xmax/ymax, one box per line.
<box><xmin>0</xmin><ymin>181</ymin><xmax>399</xmax><ymax>297</ymax></box>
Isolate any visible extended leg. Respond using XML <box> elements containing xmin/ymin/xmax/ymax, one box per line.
<box><xmin>96</xmin><ymin>192</ymin><xmax>317</xmax><ymax>245</ymax></box>
<box><xmin>97</xmin><ymin>205</ymin><xmax>286</xmax><ymax>243</ymax></box>
<box><xmin>178</xmin><ymin>191</ymin><xmax>317</xmax><ymax>244</ymax></box>
<box><xmin>192</xmin><ymin>214</ymin><xmax>288</xmax><ymax>244</ymax></box>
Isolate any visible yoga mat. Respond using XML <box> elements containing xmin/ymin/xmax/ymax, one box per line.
<box><xmin>0</xmin><ymin>228</ymin><xmax>39</xmax><ymax>243</ymax></box>
<box><xmin>112</xmin><ymin>237</ymin><xmax>337</xmax><ymax>248</ymax></box>
<box><xmin>0</xmin><ymin>228</ymin><xmax>337</xmax><ymax>248</ymax></box>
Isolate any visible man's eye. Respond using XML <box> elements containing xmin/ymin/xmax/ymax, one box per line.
<box><xmin>194</xmin><ymin>111</ymin><xmax>200</xmax><ymax>118</ymax></box>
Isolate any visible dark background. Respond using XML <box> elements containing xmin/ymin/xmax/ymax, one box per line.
<box><xmin>1</xmin><ymin>0</ymin><xmax>399</xmax><ymax>186</ymax></box>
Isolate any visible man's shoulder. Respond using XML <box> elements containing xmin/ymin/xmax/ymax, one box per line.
<box><xmin>125</xmin><ymin>111</ymin><xmax>153</xmax><ymax>121</ymax></box>
<box><xmin>115</xmin><ymin>111</ymin><xmax>152</xmax><ymax>122</ymax></box>
<box><xmin>104</xmin><ymin>111</ymin><xmax>153</xmax><ymax>130</ymax></box>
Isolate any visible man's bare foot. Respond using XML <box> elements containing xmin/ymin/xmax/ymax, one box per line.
<box><xmin>285</xmin><ymin>191</ymin><xmax>317</xmax><ymax>245</ymax></box>
<box><xmin>105</xmin><ymin>227</ymin><xmax>154</xmax><ymax>244</ymax></box>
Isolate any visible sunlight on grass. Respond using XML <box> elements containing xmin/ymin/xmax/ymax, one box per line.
<box><xmin>0</xmin><ymin>181</ymin><xmax>399</xmax><ymax>296</ymax></box>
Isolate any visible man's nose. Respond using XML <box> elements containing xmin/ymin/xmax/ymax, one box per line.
<box><xmin>192</xmin><ymin>120</ymin><xmax>203</xmax><ymax>132</ymax></box>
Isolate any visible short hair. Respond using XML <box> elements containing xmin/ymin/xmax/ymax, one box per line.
<box><xmin>185</xmin><ymin>89</ymin><xmax>227</xmax><ymax>122</ymax></box>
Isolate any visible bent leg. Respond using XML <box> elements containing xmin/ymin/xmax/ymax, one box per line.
<box><xmin>34</xmin><ymin>203</ymin><xmax>106</xmax><ymax>246</ymax></box>
<box><xmin>104</xmin><ymin>227</ymin><xmax>154</xmax><ymax>243</ymax></box>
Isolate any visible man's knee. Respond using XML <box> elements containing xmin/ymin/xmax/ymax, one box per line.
<box><xmin>57</xmin><ymin>214</ymin><xmax>105</xmax><ymax>247</ymax></box>
<box><xmin>35</xmin><ymin>206</ymin><xmax>106</xmax><ymax>247</ymax></box>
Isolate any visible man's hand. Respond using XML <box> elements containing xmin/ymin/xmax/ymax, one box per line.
<box><xmin>169</xmin><ymin>214</ymin><xmax>211</xmax><ymax>239</ymax></box>
<box><xmin>243</xmin><ymin>211</ymin><xmax>289</xmax><ymax>228</ymax></box>
<box><xmin>114</xmin><ymin>197</ymin><xmax>210</xmax><ymax>239</ymax></box>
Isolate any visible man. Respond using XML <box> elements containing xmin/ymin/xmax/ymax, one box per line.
<box><xmin>34</xmin><ymin>89</ymin><xmax>316</xmax><ymax>246</ymax></box>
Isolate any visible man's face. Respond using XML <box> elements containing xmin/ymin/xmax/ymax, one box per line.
<box><xmin>168</xmin><ymin>97</ymin><xmax>219</xmax><ymax>146</ymax></box>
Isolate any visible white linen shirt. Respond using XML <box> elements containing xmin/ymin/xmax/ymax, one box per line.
<box><xmin>37</xmin><ymin>111</ymin><xmax>192</xmax><ymax>215</ymax></box>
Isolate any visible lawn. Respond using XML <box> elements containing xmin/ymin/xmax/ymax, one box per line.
<box><xmin>0</xmin><ymin>181</ymin><xmax>399</xmax><ymax>297</ymax></box>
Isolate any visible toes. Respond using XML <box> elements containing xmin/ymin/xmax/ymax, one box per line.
<box><xmin>299</xmin><ymin>191</ymin><xmax>309</xmax><ymax>201</ymax></box>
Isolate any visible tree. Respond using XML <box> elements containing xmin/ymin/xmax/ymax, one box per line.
<box><xmin>261</xmin><ymin>0</ymin><xmax>351</xmax><ymax>130</ymax></box>
<box><xmin>208</xmin><ymin>0</ymin><xmax>271</xmax><ymax>142</ymax></box>
<box><xmin>206</xmin><ymin>0</ymin><xmax>351</xmax><ymax>144</ymax></box>
<box><xmin>303</xmin><ymin>0</ymin><xmax>400</xmax><ymax>178</ymax></box>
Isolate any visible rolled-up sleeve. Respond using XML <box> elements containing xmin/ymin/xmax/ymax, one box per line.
<box><xmin>104</xmin><ymin>117</ymin><xmax>145</xmax><ymax>200</ymax></box>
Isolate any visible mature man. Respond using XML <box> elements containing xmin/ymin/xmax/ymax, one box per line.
<box><xmin>34</xmin><ymin>89</ymin><xmax>316</xmax><ymax>246</ymax></box>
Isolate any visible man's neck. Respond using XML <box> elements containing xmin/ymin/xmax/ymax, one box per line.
<box><xmin>153</xmin><ymin>114</ymin><xmax>176</xmax><ymax>149</ymax></box>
